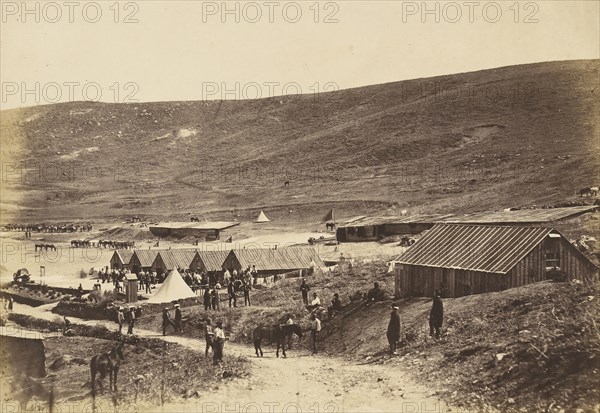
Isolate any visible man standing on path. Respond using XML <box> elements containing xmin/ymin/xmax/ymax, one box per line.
<box><xmin>243</xmin><ymin>280</ymin><xmax>251</xmax><ymax>306</ymax></box>
<box><xmin>213</xmin><ymin>321</ymin><xmax>227</xmax><ymax>365</ymax></box>
<box><xmin>310</xmin><ymin>313</ymin><xmax>321</xmax><ymax>354</ymax></box>
<box><xmin>203</xmin><ymin>287</ymin><xmax>211</xmax><ymax>310</ymax></box>
<box><xmin>429</xmin><ymin>292</ymin><xmax>443</xmax><ymax>339</ymax></box>
<box><xmin>162</xmin><ymin>307</ymin><xmax>174</xmax><ymax>336</ymax></box>
<box><xmin>127</xmin><ymin>306</ymin><xmax>136</xmax><ymax>334</ymax></box>
<box><xmin>227</xmin><ymin>281</ymin><xmax>237</xmax><ymax>308</ymax></box>
<box><xmin>300</xmin><ymin>278</ymin><xmax>310</xmax><ymax>305</ymax></box>
<box><xmin>204</xmin><ymin>318</ymin><xmax>215</xmax><ymax>357</ymax></box>
<box><xmin>174</xmin><ymin>303</ymin><xmax>182</xmax><ymax>333</ymax></box>
<box><xmin>387</xmin><ymin>304</ymin><xmax>401</xmax><ymax>355</ymax></box>
<box><xmin>116</xmin><ymin>306</ymin><xmax>125</xmax><ymax>334</ymax></box>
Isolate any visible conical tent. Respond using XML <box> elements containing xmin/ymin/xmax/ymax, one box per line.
<box><xmin>322</xmin><ymin>209</ymin><xmax>335</xmax><ymax>223</ymax></box>
<box><xmin>147</xmin><ymin>268</ymin><xmax>196</xmax><ymax>303</ymax></box>
<box><xmin>255</xmin><ymin>210</ymin><xmax>271</xmax><ymax>223</ymax></box>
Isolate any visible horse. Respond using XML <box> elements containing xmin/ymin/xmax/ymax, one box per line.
<box><xmin>579</xmin><ymin>187</ymin><xmax>598</xmax><ymax>197</ymax></box>
<box><xmin>252</xmin><ymin>324</ymin><xmax>303</xmax><ymax>358</ymax></box>
<box><xmin>90</xmin><ymin>342</ymin><xmax>125</xmax><ymax>397</ymax></box>
<box><xmin>284</xmin><ymin>180</ymin><xmax>290</xmax><ymax>187</ymax></box>
<box><xmin>325</xmin><ymin>222</ymin><xmax>335</xmax><ymax>231</ymax></box>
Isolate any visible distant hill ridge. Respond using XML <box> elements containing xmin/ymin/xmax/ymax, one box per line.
<box><xmin>1</xmin><ymin>59</ymin><xmax>598</xmax><ymax>223</ymax></box>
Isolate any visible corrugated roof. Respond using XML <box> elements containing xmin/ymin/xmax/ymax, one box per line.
<box><xmin>196</xmin><ymin>250</ymin><xmax>230</xmax><ymax>272</ymax></box>
<box><xmin>112</xmin><ymin>250</ymin><xmax>133</xmax><ymax>265</ymax></box>
<box><xmin>395</xmin><ymin>224</ymin><xmax>554</xmax><ymax>274</ymax></box>
<box><xmin>150</xmin><ymin>221</ymin><xmax>240</xmax><ymax>230</ymax></box>
<box><xmin>437</xmin><ymin>206</ymin><xmax>598</xmax><ymax>224</ymax></box>
<box><xmin>132</xmin><ymin>250</ymin><xmax>160</xmax><ymax>267</ymax></box>
<box><xmin>230</xmin><ymin>246</ymin><xmax>323</xmax><ymax>271</ymax></box>
<box><xmin>341</xmin><ymin>214</ymin><xmax>452</xmax><ymax>227</ymax></box>
<box><xmin>155</xmin><ymin>250</ymin><xmax>198</xmax><ymax>270</ymax></box>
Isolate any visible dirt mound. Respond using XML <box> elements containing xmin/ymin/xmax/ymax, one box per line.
<box><xmin>320</xmin><ymin>280</ymin><xmax>600</xmax><ymax>412</ymax></box>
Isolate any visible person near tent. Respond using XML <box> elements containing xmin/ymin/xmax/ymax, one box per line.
<box><xmin>145</xmin><ymin>275</ymin><xmax>152</xmax><ymax>294</ymax></box>
<box><xmin>243</xmin><ymin>280</ymin><xmax>251</xmax><ymax>306</ymax></box>
<box><xmin>127</xmin><ymin>306</ymin><xmax>136</xmax><ymax>334</ymax></box>
<box><xmin>162</xmin><ymin>307</ymin><xmax>174</xmax><ymax>336</ymax></box>
<box><xmin>116</xmin><ymin>306</ymin><xmax>125</xmax><ymax>333</ymax></box>
<box><xmin>174</xmin><ymin>303</ymin><xmax>182</xmax><ymax>333</ymax></box>
<box><xmin>203</xmin><ymin>287</ymin><xmax>211</xmax><ymax>310</ymax></box>
<box><xmin>213</xmin><ymin>321</ymin><xmax>227</xmax><ymax>365</ymax></box>
<box><xmin>300</xmin><ymin>278</ymin><xmax>310</xmax><ymax>305</ymax></box>
<box><xmin>204</xmin><ymin>318</ymin><xmax>215</xmax><ymax>357</ymax></box>
<box><xmin>227</xmin><ymin>281</ymin><xmax>237</xmax><ymax>308</ymax></box>
<box><xmin>77</xmin><ymin>283</ymin><xmax>84</xmax><ymax>299</ymax></box>
<box><xmin>223</xmin><ymin>269</ymin><xmax>231</xmax><ymax>285</ymax></box>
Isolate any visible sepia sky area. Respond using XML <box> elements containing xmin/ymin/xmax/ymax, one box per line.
<box><xmin>1</xmin><ymin>0</ymin><xmax>599</xmax><ymax>108</ymax></box>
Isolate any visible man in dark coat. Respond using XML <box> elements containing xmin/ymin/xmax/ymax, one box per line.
<box><xmin>203</xmin><ymin>287</ymin><xmax>211</xmax><ymax>310</ymax></box>
<box><xmin>300</xmin><ymin>278</ymin><xmax>310</xmax><ymax>305</ymax></box>
<box><xmin>429</xmin><ymin>292</ymin><xmax>443</xmax><ymax>338</ymax></box>
<box><xmin>162</xmin><ymin>307</ymin><xmax>174</xmax><ymax>336</ymax></box>
<box><xmin>387</xmin><ymin>304</ymin><xmax>401</xmax><ymax>355</ymax></box>
<box><xmin>174</xmin><ymin>303</ymin><xmax>182</xmax><ymax>333</ymax></box>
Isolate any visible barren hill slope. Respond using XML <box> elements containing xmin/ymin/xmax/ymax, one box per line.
<box><xmin>1</xmin><ymin>59</ymin><xmax>598</xmax><ymax>223</ymax></box>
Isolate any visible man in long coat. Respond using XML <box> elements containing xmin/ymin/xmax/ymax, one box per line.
<box><xmin>429</xmin><ymin>292</ymin><xmax>443</xmax><ymax>338</ymax></box>
<box><xmin>387</xmin><ymin>304</ymin><xmax>401</xmax><ymax>355</ymax></box>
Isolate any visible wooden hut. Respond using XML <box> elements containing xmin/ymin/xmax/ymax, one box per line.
<box><xmin>129</xmin><ymin>250</ymin><xmax>160</xmax><ymax>274</ymax></box>
<box><xmin>152</xmin><ymin>250</ymin><xmax>198</xmax><ymax>273</ymax></box>
<box><xmin>191</xmin><ymin>250</ymin><xmax>230</xmax><ymax>274</ymax></box>
<box><xmin>394</xmin><ymin>224</ymin><xmax>598</xmax><ymax>298</ymax></box>
<box><xmin>222</xmin><ymin>246</ymin><xmax>323</xmax><ymax>277</ymax></box>
<box><xmin>110</xmin><ymin>250</ymin><xmax>134</xmax><ymax>270</ymax></box>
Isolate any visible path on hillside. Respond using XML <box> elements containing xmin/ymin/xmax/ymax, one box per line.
<box><xmin>10</xmin><ymin>303</ymin><xmax>450</xmax><ymax>412</ymax></box>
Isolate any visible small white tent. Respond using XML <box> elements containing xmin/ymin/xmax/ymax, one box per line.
<box><xmin>255</xmin><ymin>210</ymin><xmax>271</xmax><ymax>223</ymax></box>
<box><xmin>147</xmin><ymin>268</ymin><xmax>196</xmax><ymax>303</ymax></box>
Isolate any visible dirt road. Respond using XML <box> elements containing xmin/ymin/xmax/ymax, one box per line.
<box><xmin>10</xmin><ymin>303</ymin><xmax>451</xmax><ymax>413</ymax></box>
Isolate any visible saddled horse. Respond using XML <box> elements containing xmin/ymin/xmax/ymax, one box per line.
<box><xmin>252</xmin><ymin>324</ymin><xmax>303</xmax><ymax>358</ymax></box>
<box><xmin>90</xmin><ymin>342</ymin><xmax>125</xmax><ymax>397</ymax></box>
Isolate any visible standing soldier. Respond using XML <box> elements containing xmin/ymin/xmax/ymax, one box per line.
<box><xmin>203</xmin><ymin>287</ymin><xmax>212</xmax><ymax>310</ymax></box>
<box><xmin>387</xmin><ymin>304</ymin><xmax>401</xmax><ymax>355</ymax></box>
<box><xmin>174</xmin><ymin>303</ymin><xmax>182</xmax><ymax>333</ymax></box>
<box><xmin>204</xmin><ymin>318</ymin><xmax>215</xmax><ymax>357</ymax></box>
<box><xmin>162</xmin><ymin>307</ymin><xmax>174</xmax><ymax>336</ymax></box>
<box><xmin>213</xmin><ymin>321</ymin><xmax>227</xmax><ymax>365</ymax></box>
<box><xmin>127</xmin><ymin>306</ymin><xmax>136</xmax><ymax>334</ymax></box>
<box><xmin>310</xmin><ymin>313</ymin><xmax>321</xmax><ymax>354</ymax></box>
<box><xmin>211</xmin><ymin>288</ymin><xmax>219</xmax><ymax>310</ymax></box>
<box><xmin>243</xmin><ymin>280</ymin><xmax>251</xmax><ymax>306</ymax></box>
<box><xmin>227</xmin><ymin>281</ymin><xmax>237</xmax><ymax>308</ymax></box>
<box><xmin>429</xmin><ymin>291</ymin><xmax>443</xmax><ymax>338</ymax></box>
<box><xmin>116</xmin><ymin>306</ymin><xmax>124</xmax><ymax>334</ymax></box>
<box><xmin>300</xmin><ymin>278</ymin><xmax>310</xmax><ymax>305</ymax></box>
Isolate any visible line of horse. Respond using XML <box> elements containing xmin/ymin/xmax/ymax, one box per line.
<box><xmin>4</xmin><ymin>222</ymin><xmax>92</xmax><ymax>233</ymax></box>
<box><xmin>35</xmin><ymin>243</ymin><xmax>57</xmax><ymax>252</ymax></box>
<box><xmin>81</xmin><ymin>240</ymin><xmax>135</xmax><ymax>249</ymax></box>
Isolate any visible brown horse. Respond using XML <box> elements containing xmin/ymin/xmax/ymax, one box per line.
<box><xmin>90</xmin><ymin>342</ymin><xmax>125</xmax><ymax>397</ymax></box>
<box><xmin>252</xmin><ymin>324</ymin><xmax>303</xmax><ymax>358</ymax></box>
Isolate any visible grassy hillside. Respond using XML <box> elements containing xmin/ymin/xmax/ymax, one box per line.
<box><xmin>1</xmin><ymin>59</ymin><xmax>598</xmax><ymax>223</ymax></box>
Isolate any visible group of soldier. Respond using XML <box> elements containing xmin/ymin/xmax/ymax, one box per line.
<box><xmin>116</xmin><ymin>305</ymin><xmax>142</xmax><ymax>335</ymax></box>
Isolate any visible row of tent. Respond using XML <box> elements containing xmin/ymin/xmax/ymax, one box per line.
<box><xmin>111</xmin><ymin>245</ymin><xmax>323</xmax><ymax>276</ymax></box>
